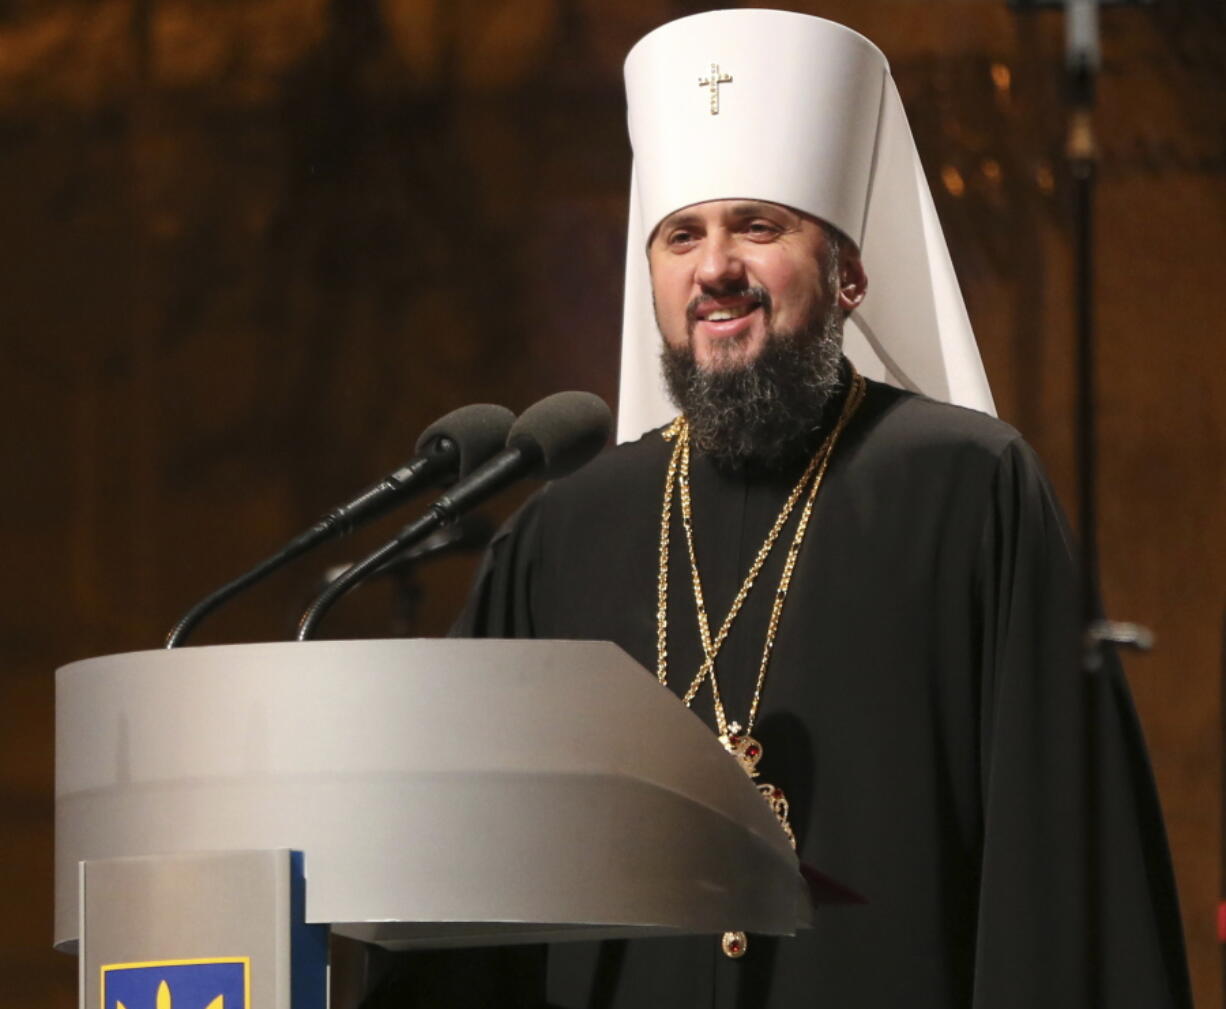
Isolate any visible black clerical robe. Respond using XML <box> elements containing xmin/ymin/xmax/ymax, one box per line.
<box><xmin>454</xmin><ymin>380</ymin><xmax>1191</xmax><ymax>1009</ymax></box>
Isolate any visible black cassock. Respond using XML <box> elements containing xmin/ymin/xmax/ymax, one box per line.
<box><xmin>442</xmin><ymin>379</ymin><xmax>1190</xmax><ymax>1009</ymax></box>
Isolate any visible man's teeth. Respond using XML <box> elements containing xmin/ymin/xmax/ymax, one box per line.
<box><xmin>706</xmin><ymin>304</ymin><xmax>755</xmax><ymax>322</ymax></box>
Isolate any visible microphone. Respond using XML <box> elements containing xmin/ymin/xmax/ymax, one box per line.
<box><xmin>295</xmin><ymin>390</ymin><xmax>612</xmax><ymax>641</ymax></box>
<box><xmin>313</xmin><ymin>403</ymin><xmax>517</xmax><ymax>537</ymax></box>
<box><xmin>165</xmin><ymin>402</ymin><xmax>515</xmax><ymax>648</ymax></box>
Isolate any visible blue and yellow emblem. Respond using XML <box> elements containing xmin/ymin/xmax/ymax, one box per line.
<box><xmin>101</xmin><ymin>957</ymin><xmax>249</xmax><ymax>1009</ymax></box>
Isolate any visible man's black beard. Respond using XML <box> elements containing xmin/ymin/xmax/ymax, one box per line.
<box><xmin>660</xmin><ymin>310</ymin><xmax>846</xmax><ymax>474</ymax></box>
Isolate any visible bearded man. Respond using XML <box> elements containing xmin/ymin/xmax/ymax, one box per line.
<box><xmin>653</xmin><ymin>199</ymin><xmax>862</xmax><ymax>471</ymax></box>
<box><xmin>455</xmin><ymin>10</ymin><xmax>1191</xmax><ymax>1009</ymax></box>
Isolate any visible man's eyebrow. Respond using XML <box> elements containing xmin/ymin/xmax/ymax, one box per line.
<box><xmin>726</xmin><ymin>201</ymin><xmax>795</xmax><ymax>221</ymax></box>
<box><xmin>656</xmin><ymin>211</ymin><xmax>702</xmax><ymax>232</ymax></box>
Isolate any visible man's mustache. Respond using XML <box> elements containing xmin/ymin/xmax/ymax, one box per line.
<box><xmin>686</xmin><ymin>285</ymin><xmax>773</xmax><ymax>330</ymax></box>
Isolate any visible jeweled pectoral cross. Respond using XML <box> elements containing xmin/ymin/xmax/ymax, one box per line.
<box><xmin>697</xmin><ymin>63</ymin><xmax>733</xmax><ymax>115</ymax></box>
<box><xmin>717</xmin><ymin>722</ymin><xmax>796</xmax><ymax>960</ymax></box>
<box><xmin>718</xmin><ymin>723</ymin><xmax>796</xmax><ymax>848</ymax></box>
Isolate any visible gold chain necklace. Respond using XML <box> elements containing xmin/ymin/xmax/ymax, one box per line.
<box><xmin>656</xmin><ymin>366</ymin><xmax>866</xmax><ymax>958</ymax></box>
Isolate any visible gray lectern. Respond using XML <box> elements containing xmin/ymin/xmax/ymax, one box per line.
<box><xmin>57</xmin><ymin>639</ymin><xmax>810</xmax><ymax>1007</ymax></box>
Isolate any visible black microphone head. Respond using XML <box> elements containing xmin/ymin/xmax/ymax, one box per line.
<box><xmin>507</xmin><ymin>391</ymin><xmax>612</xmax><ymax>480</ymax></box>
<box><xmin>415</xmin><ymin>403</ymin><xmax>516</xmax><ymax>477</ymax></box>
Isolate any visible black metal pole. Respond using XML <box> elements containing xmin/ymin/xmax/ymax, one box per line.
<box><xmin>1065</xmin><ymin>10</ymin><xmax>1105</xmax><ymax>1004</ymax></box>
<box><xmin>1068</xmin><ymin>54</ymin><xmax>1099</xmax><ymax>640</ymax></box>
<box><xmin>1063</xmin><ymin>1</ymin><xmax>1154</xmax><ymax>668</ymax></box>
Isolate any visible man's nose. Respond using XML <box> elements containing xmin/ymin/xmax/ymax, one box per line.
<box><xmin>695</xmin><ymin>232</ymin><xmax>745</xmax><ymax>288</ymax></box>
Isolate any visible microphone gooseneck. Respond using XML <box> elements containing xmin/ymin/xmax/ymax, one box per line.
<box><xmin>319</xmin><ymin>514</ymin><xmax>495</xmax><ymax>591</ymax></box>
<box><xmin>165</xmin><ymin>402</ymin><xmax>515</xmax><ymax>648</ymax></box>
<box><xmin>295</xmin><ymin>391</ymin><xmax>612</xmax><ymax>641</ymax></box>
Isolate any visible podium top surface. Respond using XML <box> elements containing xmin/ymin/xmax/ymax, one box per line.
<box><xmin>56</xmin><ymin>639</ymin><xmax>805</xmax><ymax>949</ymax></box>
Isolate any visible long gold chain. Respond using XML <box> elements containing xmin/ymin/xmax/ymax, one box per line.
<box><xmin>657</xmin><ymin>367</ymin><xmax>866</xmax><ymax>733</ymax></box>
<box><xmin>656</xmin><ymin>420</ymin><xmax>821</xmax><ymax>706</ymax></box>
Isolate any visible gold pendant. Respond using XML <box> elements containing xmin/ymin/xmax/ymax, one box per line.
<box><xmin>721</xmin><ymin>930</ymin><xmax>747</xmax><ymax>958</ymax></box>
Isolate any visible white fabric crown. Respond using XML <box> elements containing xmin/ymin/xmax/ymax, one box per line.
<box><xmin>617</xmin><ymin>9</ymin><xmax>995</xmax><ymax>442</ymax></box>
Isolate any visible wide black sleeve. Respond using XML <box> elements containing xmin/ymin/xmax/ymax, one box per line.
<box><xmin>971</xmin><ymin>439</ymin><xmax>1191</xmax><ymax>1008</ymax></box>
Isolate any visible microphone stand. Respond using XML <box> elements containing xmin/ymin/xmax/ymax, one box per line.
<box><xmin>1063</xmin><ymin>0</ymin><xmax>1154</xmax><ymax>670</ymax></box>
<box><xmin>1061</xmin><ymin>3</ymin><xmax>1153</xmax><ymax>1000</ymax></box>
<box><xmin>309</xmin><ymin>515</ymin><xmax>494</xmax><ymax>637</ymax></box>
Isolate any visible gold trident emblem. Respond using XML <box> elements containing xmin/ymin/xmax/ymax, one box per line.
<box><xmin>697</xmin><ymin>63</ymin><xmax>733</xmax><ymax>115</ymax></box>
<box><xmin>118</xmin><ymin>980</ymin><xmax>224</xmax><ymax>1009</ymax></box>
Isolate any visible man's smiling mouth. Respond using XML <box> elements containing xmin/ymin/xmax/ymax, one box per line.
<box><xmin>689</xmin><ymin>288</ymin><xmax>770</xmax><ymax>329</ymax></box>
<box><xmin>706</xmin><ymin>303</ymin><xmax>757</xmax><ymax>321</ymax></box>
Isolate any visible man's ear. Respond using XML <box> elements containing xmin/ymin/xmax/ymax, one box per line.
<box><xmin>837</xmin><ymin>252</ymin><xmax>868</xmax><ymax>314</ymax></box>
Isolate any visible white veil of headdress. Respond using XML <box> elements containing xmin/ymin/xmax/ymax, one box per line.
<box><xmin>617</xmin><ymin>9</ymin><xmax>995</xmax><ymax>443</ymax></box>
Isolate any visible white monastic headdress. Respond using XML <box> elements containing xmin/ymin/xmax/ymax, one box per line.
<box><xmin>617</xmin><ymin>9</ymin><xmax>995</xmax><ymax>442</ymax></box>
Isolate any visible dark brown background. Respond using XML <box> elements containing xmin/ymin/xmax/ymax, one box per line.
<box><xmin>1</xmin><ymin>1</ymin><xmax>1222</xmax><ymax>1006</ymax></box>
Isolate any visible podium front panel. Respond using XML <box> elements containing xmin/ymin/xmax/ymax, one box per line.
<box><xmin>57</xmin><ymin>640</ymin><xmax>802</xmax><ymax>949</ymax></box>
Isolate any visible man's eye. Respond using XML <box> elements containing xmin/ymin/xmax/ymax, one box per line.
<box><xmin>667</xmin><ymin>230</ymin><xmax>695</xmax><ymax>247</ymax></box>
<box><xmin>746</xmin><ymin>221</ymin><xmax>779</xmax><ymax>238</ymax></box>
